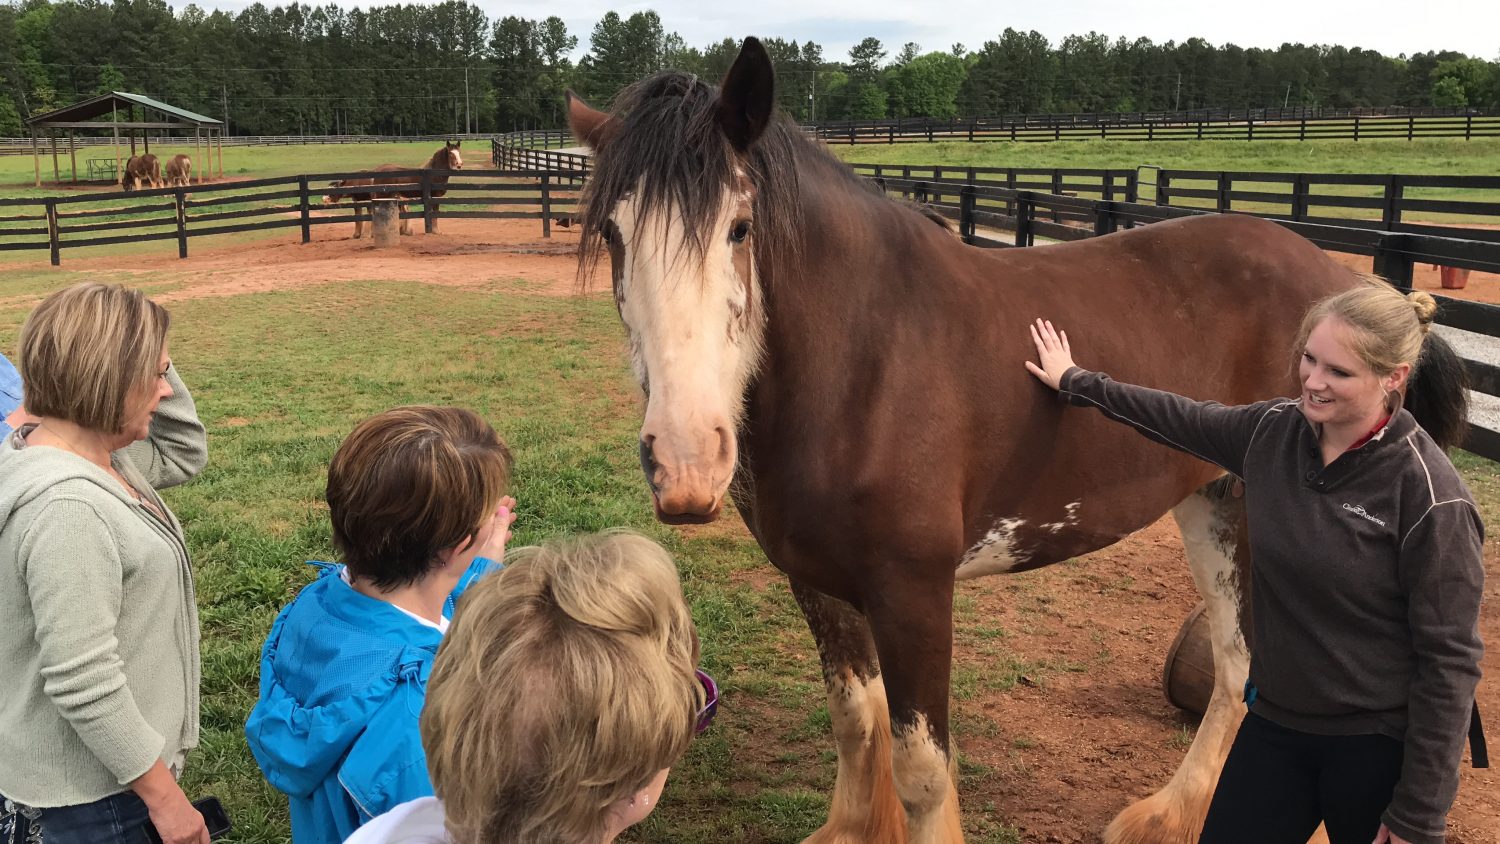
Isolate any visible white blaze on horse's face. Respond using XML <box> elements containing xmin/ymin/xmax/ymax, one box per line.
<box><xmin>450</xmin><ymin>147</ymin><xmax>463</xmax><ymax>169</ymax></box>
<box><xmin>612</xmin><ymin>181</ymin><xmax>763</xmax><ymax>524</ymax></box>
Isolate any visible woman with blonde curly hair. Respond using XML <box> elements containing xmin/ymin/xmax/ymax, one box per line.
<box><xmin>346</xmin><ymin>530</ymin><xmax>715</xmax><ymax>844</ymax></box>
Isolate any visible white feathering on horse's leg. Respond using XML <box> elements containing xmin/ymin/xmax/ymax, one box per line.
<box><xmin>892</xmin><ymin>715</ymin><xmax>964</xmax><ymax>844</ymax></box>
<box><xmin>1106</xmin><ymin>484</ymin><xmax>1250</xmax><ymax>844</ymax></box>
<box><xmin>803</xmin><ymin>671</ymin><xmax>907</xmax><ymax>844</ymax></box>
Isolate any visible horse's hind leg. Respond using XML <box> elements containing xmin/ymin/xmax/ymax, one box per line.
<box><xmin>791</xmin><ymin>580</ymin><xmax>908</xmax><ymax>844</ymax></box>
<box><xmin>1105</xmin><ymin>477</ymin><xmax>1249</xmax><ymax>844</ymax></box>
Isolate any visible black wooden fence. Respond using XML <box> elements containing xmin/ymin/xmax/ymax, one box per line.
<box><xmin>865</xmin><ymin>176</ymin><xmax>1500</xmax><ymax>460</ymax></box>
<box><xmin>0</xmin><ymin>168</ymin><xmax>581</xmax><ymax>265</ymax></box>
<box><xmin>813</xmin><ymin>113</ymin><xmax>1500</xmax><ymax>144</ymax></box>
<box><xmin>852</xmin><ymin>164</ymin><xmax>1500</xmax><ymax>236</ymax></box>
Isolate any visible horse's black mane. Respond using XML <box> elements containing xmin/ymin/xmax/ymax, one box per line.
<box><xmin>580</xmin><ymin>72</ymin><xmax>813</xmax><ymax>280</ymax></box>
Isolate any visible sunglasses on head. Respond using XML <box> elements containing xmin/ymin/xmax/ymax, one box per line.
<box><xmin>694</xmin><ymin>669</ymin><xmax>719</xmax><ymax>735</ymax></box>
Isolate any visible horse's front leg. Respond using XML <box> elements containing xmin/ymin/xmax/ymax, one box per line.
<box><xmin>791</xmin><ymin>580</ymin><xmax>906</xmax><ymax>844</ymax></box>
<box><xmin>868</xmin><ymin>572</ymin><xmax>964</xmax><ymax>844</ymax></box>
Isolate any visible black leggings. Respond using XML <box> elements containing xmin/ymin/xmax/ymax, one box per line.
<box><xmin>1200</xmin><ymin>712</ymin><xmax>1404</xmax><ymax>844</ymax></box>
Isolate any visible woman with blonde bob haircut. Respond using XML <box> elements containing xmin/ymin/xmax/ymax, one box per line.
<box><xmin>345</xmin><ymin>530</ymin><xmax>715</xmax><ymax>844</ymax></box>
<box><xmin>0</xmin><ymin>283</ymin><xmax>210</xmax><ymax>844</ymax></box>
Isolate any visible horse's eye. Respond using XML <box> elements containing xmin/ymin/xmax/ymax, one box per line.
<box><xmin>730</xmin><ymin>220</ymin><xmax>751</xmax><ymax>243</ymax></box>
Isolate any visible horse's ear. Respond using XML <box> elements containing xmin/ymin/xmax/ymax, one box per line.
<box><xmin>717</xmin><ymin>36</ymin><xmax>775</xmax><ymax>153</ymax></box>
<box><xmin>567</xmin><ymin>90</ymin><xmax>618</xmax><ymax>150</ymax></box>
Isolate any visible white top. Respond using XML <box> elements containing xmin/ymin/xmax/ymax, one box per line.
<box><xmin>344</xmin><ymin>797</ymin><xmax>450</xmax><ymax>843</ymax></box>
<box><xmin>338</xmin><ymin>567</ymin><xmax>450</xmax><ymax>634</ymax></box>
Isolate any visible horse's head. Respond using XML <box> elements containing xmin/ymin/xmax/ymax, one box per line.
<box><xmin>571</xmin><ymin>37</ymin><xmax>797</xmax><ymax>525</ymax></box>
<box><xmin>441</xmin><ymin>140</ymin><xmax>463</xmax><ymax>170</ymax></box>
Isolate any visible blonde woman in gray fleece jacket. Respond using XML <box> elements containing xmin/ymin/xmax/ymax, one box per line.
<box><xmin>0</xmin><ymin>284</ymin><xmax>209</xmax><ymax>844</ymax></box>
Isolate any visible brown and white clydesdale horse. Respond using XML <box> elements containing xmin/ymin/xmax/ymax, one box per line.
<box><xmin>323</xmin><ymin>141</ymin><xmax>463</xmax><ymax>237</ymax></box>
<box><xmin>121</xmin><ymin>153</ymin><xmax>161</xmax><ymax>191</ymax></box>
<box><xmin>164</xmin><ymin>154</ymin><xmax>192</xmax><ymax>188</ymax></box>
<box><xmin>567</xmin><ymin>39</ymin><xmax>1470</xmax><ymax>844</ymax></box>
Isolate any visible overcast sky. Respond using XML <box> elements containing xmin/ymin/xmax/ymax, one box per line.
<box><xmin>194</xmin><ymin>0</ymin><xmax>1500</xmax><ymax>61</ymax></box>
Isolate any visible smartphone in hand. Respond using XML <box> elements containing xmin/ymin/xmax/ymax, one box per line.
<box><xmin>143</xmin><ymin>796</ymin><xmax>231</xmax><ymax>843</ymax></box>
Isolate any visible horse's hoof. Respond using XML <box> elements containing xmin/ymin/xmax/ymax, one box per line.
<box><xmin>1103</xmin><ymin>791</ymin><xmax>1200</xmax><ymax>844</ymax></box>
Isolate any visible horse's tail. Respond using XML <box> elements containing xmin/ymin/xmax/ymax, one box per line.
<box><xmin>1404</xmin><ymin>330</ymin><xmax>1470</xmax><ymax>451</ymax></box>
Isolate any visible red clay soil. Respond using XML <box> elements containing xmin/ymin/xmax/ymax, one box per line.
<box><xmin>29</xmin><ymin>214</ymin><xmax>1500</xmax><ymax>844</ymax></box>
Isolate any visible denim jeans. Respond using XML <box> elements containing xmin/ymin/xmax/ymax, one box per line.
<box><xmin>2</xmin><ymin>791</ymin><xmax>152</xmax><ymax>844</ymax></box>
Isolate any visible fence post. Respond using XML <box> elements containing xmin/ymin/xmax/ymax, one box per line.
<box><xmin>1291</xmin><ymin>174</ymin><xmax>1309</xmax><ymax>222</ymax></box>
<box><xmin>1156</xmin><ymin>172</ymin><xmax>1171</xmax><ymax>207</ymax></box>
<box><xmin>926</xmin><ymin>120</ymin><xmax>933</xmax><ymax>143</ymax></box>
<box><xmin>1407</xmin><ymin>115</ymin><xmax>1415</xmax><ymax>142</ymax></box>
<box><xmin>888</xmin><ymin>125</ymin><xmax>895</xmax><ymax>144</ymax></box>
<box><xmin>968</xmin><ymin>121</ymin><xmax>975</xmax><ymax>142</ymax></box>
<box><xmin>1015</xmin><ymin>193</ymin><xmax>1033</xmax><ymax>247</ymax></box>
<box><xmin>1217</xmin><ymin>173</ymin><xmax>1232</xmax><ymax>213</ymax></box>
<box><xmin>933</xmin><ymin>167</ymin><xmax>943</xmax><ymax>206</ymax></box>
<box><xmin>1380</xmin><ymin>175</ymin><xmax>1404</xmax><ymax>231</ymax></box>
<box><xmin>1125</xmin><ymin>171</ymin><xmax>1139</xmax><ymax>204</ymax></box>
<box><xmin>959</xmin><ymin>185</ymin><xmax>975</xmax><ymax>244</ymax></box>
<box><xmin>1093</xmin><ymin>201</ymin><xmax>1115</xmax><ymax>237</ymax></box>
<box><xmin>1373</xmin><ymin>234</ymin><xmax>1414</xmax><ymax>291</ymax></box>
<box><xmin>1353</xmin><ymin>115</ymin><xmax>1361</xmax><ymax>142</ymax></box>
<box><xmin>541</xmin><ymin>173</ymin><xmax>552</xmax><ymax>238</ymax></box>
<box><xmin>175</xmin><ymin>188</ymin><xmax>188</xmax><ymax>258</ymax></box>
<box><xmin>46</xmin><ymin>200</ymin><xmax>59</xmax><ymax>266</ymax></box>
<box><xmin>298</xmin><ymin>176</ymin><xmax>311</xmax><ymax>244</ymax></box>
<box><xmin>1466</xmin><ymin>114</ymin><xmax>1473</xmax><ymax>140</ymax></box>
<box><xmin>1299</xmin><ymin>118</ymin><xmax>1306</xmax><ymax>141</ymax></box>
<box><xmin>1050</xmin><ymin>170</ymin><xmax>1063</xmax><ymax>222</ymax></box>
<box><xmin>421</xmin><ymin>170</ymin><xmax>435</xmax><ymax>234</ymax></box>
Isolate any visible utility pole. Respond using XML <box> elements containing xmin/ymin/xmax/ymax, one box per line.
<box><xmin>809</xmin><ymin>72</ymin><xmax>816</xmax><ymax>123</ymax></box>
<box><xmin>464</xmin><ymin>66</ymin><xmax>471</xmax><ymax>134</ymax></box>
<box><xmin>1173</xmin><ymin>73</ymin><xmax>1181</xmax><ymax>112</ymax></box>
<box><xmin>1283</xmin><ymin>83</ymin><xmax>1292</xmax><ymax>109</ymax></box>
<box><xmin>221</xmin><ymin>82</ymin><xmax>229</xmax><ymax>135</ymax></box>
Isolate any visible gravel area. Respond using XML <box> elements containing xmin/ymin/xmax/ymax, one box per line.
<box><xmin>1434</xmin><ymin>324</ymin><xmax>1500</xmax><ymax>440</ymax></box>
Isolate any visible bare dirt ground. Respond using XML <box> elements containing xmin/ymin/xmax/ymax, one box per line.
<box><xmin>41</xmin><ymin>215</ymin><xmax>1500</xmax><ymax>843</ymax></box>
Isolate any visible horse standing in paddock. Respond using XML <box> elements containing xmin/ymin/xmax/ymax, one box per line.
<box><xmin>324</xmin><ymin>176</ymin><xmax>378</xmax><ymax>238</ymax></box>
<box><xmin>121</xmin><ymin>153</ymin><xmax>161</xmax><ymax>191</ymax></box>
<box><xmin>569</xmin><ymin>40</ymin><xmax>1466</xmax><ymax>844</ymax></box>
<box><xmin>322</xmin><ymin>142</ymin><xmax>462</xmax><ymax>237</ymax></box>
<box><xmin>164</xmin><ymin>154</ymin><xmax>192</xmax><ymax>188</ymax></box>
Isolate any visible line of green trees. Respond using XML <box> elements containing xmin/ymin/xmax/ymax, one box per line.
<box><xmin>2</xmin><ymin>0</ymin><xmax>1497</xmax><ymax>136</ymax></box>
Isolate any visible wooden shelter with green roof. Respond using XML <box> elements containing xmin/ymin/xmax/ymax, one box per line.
<box><xmin>23</xmin><ymin>91</ymin><xmax>224</xmax><ymax>187</ymax></box>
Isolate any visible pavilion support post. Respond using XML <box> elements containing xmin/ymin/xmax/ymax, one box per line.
<box><xmin>113</xmin><ymin>106</ymin><xmax>123</xmax><ymax>185</ymax></box>
<box><xmin>68</xmin><ymin>131</ymin><xmax>77</xmax><ymax>184</ymax></box>
<box><xmin>217</xmin><ymin>129</ymin><xmax>224</xmax><ymax>178</ymax></box>
<box><xmin>32</xmin><ymin>131</ymin><xmax>41</xmax><ymax>187</ymax></box>
<box><xmin>50</xmin><ymin>132</ymin><xmax>60</xmax><ymax>185</ymax></box>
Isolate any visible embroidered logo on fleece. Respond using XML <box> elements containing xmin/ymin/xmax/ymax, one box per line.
<box><xmin>1342</xmin><ymin>503</ymin><xmax>1386</xmax><ymax>527</ymax></box>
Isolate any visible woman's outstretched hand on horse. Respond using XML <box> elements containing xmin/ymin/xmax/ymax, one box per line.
<box><xmin>1025</xmin><ymin>318</ymin><xmax>1077</xmax><ymax>391</ymax></box>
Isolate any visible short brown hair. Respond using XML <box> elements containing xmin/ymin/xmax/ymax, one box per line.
<box><xmin>423</xmin><ymin>531</ymin><xmax>702</xmax><ymax>844</ymax></box>
<box><xmin>326</xmin><ymin>406</ymin><xmax>512</xmax><ymax>589</ymax></box>
<box><xmin>18</xmin><ymin>283</ymin><xmax>170</xmax><ymax>434</ymax></box>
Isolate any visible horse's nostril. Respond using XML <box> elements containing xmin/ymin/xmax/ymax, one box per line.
<box><xmin>639</xmin><ymin>438</ymin><xmax>660</xmax><ymax>489</ymax></box>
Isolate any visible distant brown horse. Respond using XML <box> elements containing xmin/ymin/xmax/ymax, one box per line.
<box><xmin>323</xmin><ymin>141</ymin><xmax>462</xmax><ymax>237</ymax></box>
<box><xmin>121</xmin><ymin>154</ymin><xmax>161</xmax><ymax>191</ymax></box>
<box><xmin>164</xmin><ymin>154</ymin><xmax>192</xmax><ymax>188</ymax></box>
<box><xmin>567</xmin><ymin>40</ymin><xmax>1469</xmax><ymax>844</ymax></box>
